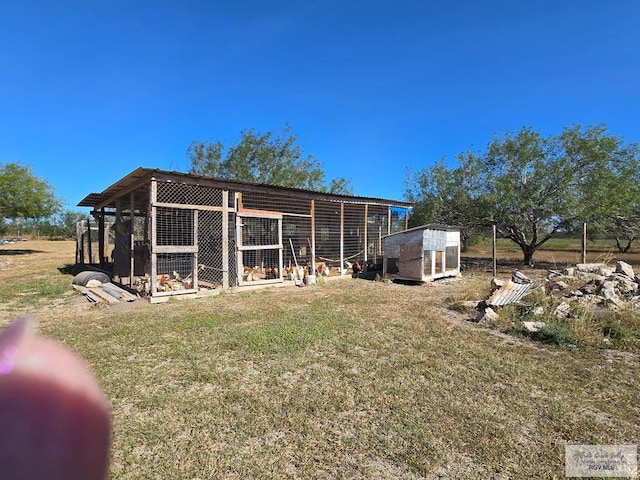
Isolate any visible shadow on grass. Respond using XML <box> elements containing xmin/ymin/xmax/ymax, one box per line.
<box><xmin>0</xmin><ymin>249</ymin><xmax>46</xmax><ymax>256</ymax></box>
<box><xmin>58</xmin><ymin>264</ymin><xmax>76</xmax><ymax>275</ymax></box>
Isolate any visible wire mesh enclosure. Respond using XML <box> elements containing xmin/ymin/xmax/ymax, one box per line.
<box><xmin>78</xmin><ymin>168</ymin><xmax>411</xmax><ymax>299</ymax></box>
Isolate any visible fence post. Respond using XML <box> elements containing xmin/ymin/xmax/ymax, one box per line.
<box><xmin>492</xmin><ymin>224</ymin><xmax>497</xmax><ymax>278</ymax></box>
<box><xmin>581</xmin><ymin>222</ymin><xmax>587</xmax><ymax>264</ymax></box>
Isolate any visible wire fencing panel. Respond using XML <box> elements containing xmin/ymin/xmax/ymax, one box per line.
<box><xmin>343</xmin><ymin>203</ymin><xmax>366</xmax><ymax>265</ymax></box>
<box><xmin>154</xmin><ymin>181</ymin><xmax>234</xmax><ymax>292</ymax></box>
<box><xmin>314</xmin><ymin>200</ymin><xmax>342</xmax><ymax>266</ymax></box>
<box><xmin>240</xmin><ymin>191</ymin><xmax>312</xmax><ymax>276</ymax></box>
<box><xmin>198</xmin><ymin>210</ymin><xmax>226</xmax><ymax>287</ymax></box>
<box><xmin>237</xmin><ymin>215</ymin><xmax>282</xmax><ymax>282</ymax></box>
<box><xmin>367</xmin><ymin>205</ymin><xmax>389</xmax><ymax>268</ymax></box>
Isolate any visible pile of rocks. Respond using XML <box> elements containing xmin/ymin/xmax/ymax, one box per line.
<box><xmin>547</xmin><ymin>261</ymin><xmax>640</xmax><ymax>310</ymax></box>
<box><xmin>474</xmin><ymin>261</ymin><xmax>639</xmax><ymax>328</ymax></box>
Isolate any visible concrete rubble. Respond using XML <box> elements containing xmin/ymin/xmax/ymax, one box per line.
<box><xmin>474</xmin><ymin>261</ymin><xmax>640</xmax><ymax>325</ymax></box>
<box><xmin>550</xmin><ymin>261</ymin><xmax>639</xmax><ymax>311</ymax></box>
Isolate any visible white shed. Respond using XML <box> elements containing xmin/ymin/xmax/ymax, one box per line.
<box><xmin>383</xmin><ymin>225</ymin><xmax>460</xmax><ymax>282</ymax></box>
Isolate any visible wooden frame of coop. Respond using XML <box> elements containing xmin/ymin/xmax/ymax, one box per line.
<box><xmin>78</xmin><ymin>168</ymin><xmax>411</xmax><ymax>299</ymax></box>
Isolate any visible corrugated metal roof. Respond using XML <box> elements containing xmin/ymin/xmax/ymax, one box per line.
<box><xmin>382</xmin><ymin>223</ymin><xmax>460</xmax><ymax>238</ymax></box>
<box><xmin>77</xmin><ymin>193</ymin><xmax>109</xmax><ymax>207</ymax></box>
<box><xmin>78</xmin><ymin>167</ymin><xmax>414</xmax><ymax>209</ymax></box>
<box><xmin>486</xmin><ymin>279</ymin><xmax>533</xmax><ymax>306</ymax></box>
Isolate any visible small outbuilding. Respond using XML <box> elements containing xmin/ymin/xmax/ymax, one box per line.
<box><xmin>383</xmin><ymin>224</ymin><xmax>460</xmax><ymax>282</ymax></box>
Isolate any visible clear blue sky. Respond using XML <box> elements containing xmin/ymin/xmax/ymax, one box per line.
<box><xmin>1</xmin><ymin>1</ymin><xmax>638</xmax><ymax>211</ymax></box>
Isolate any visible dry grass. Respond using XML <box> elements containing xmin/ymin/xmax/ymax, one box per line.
<box><xmin>1</xmin><ymin>241</ymin><xmax>639</xmax><ymax>479</ymax></box>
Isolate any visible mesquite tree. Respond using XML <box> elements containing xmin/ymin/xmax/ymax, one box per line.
<box><xmin>187</xmin><ymin>125</ymin><xmax>352</xmax><ymax>194</ymax></box>
<box><xmin>406</xmin><ymin>125</ymin><xmax>639</xmax><ymax>264</ymax></box>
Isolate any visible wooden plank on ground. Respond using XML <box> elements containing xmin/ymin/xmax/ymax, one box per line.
<box><xmin>88</xmin><ymin>287</ymin><xmax>120</xmax><ymax>304</ymax></box>
<box><xmin>102</xmin><ymin>282</ymin><xmax>138</xmax><ymax>301</ymax></box>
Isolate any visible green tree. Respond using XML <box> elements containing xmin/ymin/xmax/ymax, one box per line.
<box><xmin>187</xmin><ymin>125</ymin><xmax>352</xmax><ymax>194</ymax></box>
<box><xmin>36</xmin><ymin>211</ymin><xmax>88</xmax><ymax>238</ymax></box>
<box><xmin>572</xmin><ymin>128</ymin><xmax>640</xmax><ymax>252</ymax></box>
<box><xmin>405</xmin><ymin>155</ymin><xmax>490</xmax><ymax>251</ymax></box>
<box><xmin>406</xmin><ymin>125</ymin><xmax>640</xmax><ymax>265</ymax></box>
<box><xmin>0</xmin><ymin>162</ymin><xmax>61</xmax><ymax>221</ymax></box>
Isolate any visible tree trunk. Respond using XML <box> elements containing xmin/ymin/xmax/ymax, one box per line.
<box><xmin>615</xmin><ymin>237</ymin><xmax>634</xmax><ymax>253</ymax></box>
<box><xmin>522</xmin><ymin>245</ymin><xmax>536</xmax><ymax>266</ymax></box>
<box><xmin>460</xmin><ymin>231</ymin><xmax>469</xmax><ymax>252</ymax></box>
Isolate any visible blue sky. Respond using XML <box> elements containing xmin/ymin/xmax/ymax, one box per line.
<box><xmin>1</xmin><ymin>1</ymin><xmax>638</xmax><ymax>211</ymax></box>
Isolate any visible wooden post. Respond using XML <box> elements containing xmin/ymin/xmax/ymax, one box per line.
<box><xmin>76</xmin><ymin>221</ymin><xmax>83</xmax><ymax>264</ymax></box>
<box><xmin>363</xmin><ymin>204</ymin><xmax>368</xmax><ymax>270</ymax></box>
<box><xmin>86</xmin><ymin>218</ymin><xmax>92</xmax><ymax>264</ymax></box>
<box><xmin>278</xmin><ymin>215</ymin><xmax>283</xmax><ymax>281</ymax></box>
<box><xmin>222</xmin><ymin>190</ymin><xmax>229</xmax><ymax>288</ymax></box>
<box><xmin>129</xmin><ymin>191</ymin><xmax>135</xmax><ymax>288</ymax></box>
<box><xmin>582</xmin><ymin>222</ymin><xmax>587</xmax><ymax>264</ymax></box>
<box><xmin>150</xmin><ymin>179</ymin><xmax>158</xmax><ymax>296</ymax></box>
<box><xmin>193</xmin><ymin>209</ymin><xmax>199</xmax><ymax>290</ymax></box>
<box><xmin>310</xmin><ymin>199</ymin><xmax>316</xmax><ymax>276</ymax></box>
<box><xmin>492</xmin><ymin>224</ymin><xmax>497</xmax><ymax>278</ymax></box>
<box><xmin>103</xmin><ymin>218</ymin><xmax>110</xmax><ymax>265</ymax></box>
<box><xmin>340</xmin><ymin>202</ymin><xmax>345</xmax><ymax>275</ymax></box>
<box><xmin>97</xmin><ymin>211</ymin><xmax>104</xmax><ymax>266</ymax></box>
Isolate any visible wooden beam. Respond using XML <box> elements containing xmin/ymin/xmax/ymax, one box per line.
<box><xmin>310</xmin><ymin>199</ymin><xmax>316</xmax><ymax>275</ymax></box>
<box><xmin>154</xmin><ymin>201</ymin><xmax>234</xmax><ymax>213</ymax></box>
<box><xmin>96</xmin><ymin>209</ymin><xmax>105</xmax><ymax>266</ymax></box>
<box><xmin>150</xmin><ymin>179</ymin><xmax>158</xmax><ymax>297</ymax></box>
<box><xmin>363</xmin><ymin>204</ymin><xmax>368</xmax><ymax>269</ymax></box>
<box><xmin>154</xmin><ymin>245</ymin><xmax>198</xmax><ymax>254</ymax></box>
<box><xmin>222</xmin><ymin>190</ymin><xmax>229</xmax><ymax>289</ymax></box>
<box><xmin>86</xmin><ymin>218</ymin><xmax>92</xmax><ymax>264</ymax></box>
<box><xmin>235</xmin><ymin>200</ymin><xmax>244</xmax><ymax>286</ymax></box>
<box><xmin>237</xmin><ymin>244</ymin><xmax>282</xmax><ymax>252</ymax></box>
<box><xmin>340</xmin><ymin>202</ymin><xmax>345</xmax><ymax>275</ymax></box>
<box><xmin>129</xmin><ymin>191</ymin><xmax>135</xmax><ymax>288</ymax></box>
<box><xmin>193</xmin><ymin>209</ymin><xmax>198</xmax><ymax>291</ymax></box>
<box><xmin>95</xmin><ymin>175</ymin><xmax>150</xmax><ymax>210</ymax></box>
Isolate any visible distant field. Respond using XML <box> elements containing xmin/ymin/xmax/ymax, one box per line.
<box><xmin>464</xmin><ymin>236</ymin><xmax>640</xmax><ymax>275</ymax></box>
<box><xmin>1</xmin><ymin>240</ymin><xmax>638</xmax><ymax>479</ymax></box>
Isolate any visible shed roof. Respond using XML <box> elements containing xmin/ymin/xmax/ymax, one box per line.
<box><xmin>382</xmin><ymin>223</ymin><xmax>460</xmax><ymax>238</ymax></box>
<box><xmin>78</xmin><ymin>167</ymin><xmax>413</xmax><ymax>210</ymax></box>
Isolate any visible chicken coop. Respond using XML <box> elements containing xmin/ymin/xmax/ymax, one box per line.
<box><xmin>382</xmin><ymin>225</ymin><xmax>460</xmax><ymax>282</ymax></box>
<box><xmin>78</xmin><ymin>167</ymin><xmax>411</xmax><ymax>300</ymax></box>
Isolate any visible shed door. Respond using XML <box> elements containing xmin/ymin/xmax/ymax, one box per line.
<box><xmin>236</xmin><ymin>212</ymin><xmax>283</xmax><ymax>285</ymax></box>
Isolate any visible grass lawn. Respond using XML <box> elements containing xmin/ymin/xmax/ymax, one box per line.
<box><xmin>1</xmin><ymin>240</ymin><xmax>639</xmax><ymax>479</ymax></box>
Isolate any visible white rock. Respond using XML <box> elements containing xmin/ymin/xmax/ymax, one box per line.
<box><xmin>615</xmin><ymin>261</ymin><xmax>635</xmax><ymax>279</ymax></box>
<box><xmin>610</xmin><ymin>274</ymin><xmax>638</xmax><ymax>294</ymax></box>
<box><xmin>554</xmin><ymin>302</ymin><xmax>571</xmax><ymax>318</ymax></box>
<box><xmin>476</xmin><ymin>307</ymin><xmax>498</xmax><ymax>325</ymax></box>
<box><xmin>491</xmin><ymin>278</ymin><xmax>505</xmax><ymax>291</ymax></box>
<box><xmin>523</xmin><ymin>321</ymin><xmax>546</xmax><ymax>333</ymax></box>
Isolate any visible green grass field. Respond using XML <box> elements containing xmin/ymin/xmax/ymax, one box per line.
<box><xmin>1</xmin><ymin>241</ymin><xmax>639</xmax><ymax>479</ymax></box>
